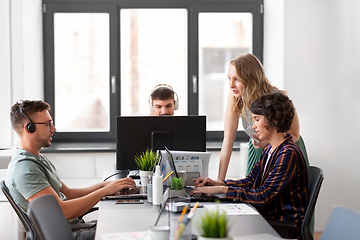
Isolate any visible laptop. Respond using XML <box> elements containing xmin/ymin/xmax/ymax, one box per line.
<box><xmin>102</xmin><ymin>186</ymin><xmax>147</xmax><ymax>200</ymax></box>
<box><xmin>164</xmin><ymin>146</ymin><xmax>223</xmax><ymax>202</ymax></box>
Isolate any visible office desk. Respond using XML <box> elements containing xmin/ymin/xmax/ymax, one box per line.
<box><xmin>95</xmin><ymin>200</ymin><xmax>282</xmax><ymax>240</ymax></box>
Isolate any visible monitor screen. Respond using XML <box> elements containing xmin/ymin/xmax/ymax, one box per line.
<box><xmin>116</xmin><ymin>116</ymin><xmax>206</xmax><ymax>174</ymax></box>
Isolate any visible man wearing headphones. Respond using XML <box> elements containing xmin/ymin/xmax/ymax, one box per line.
<box><xmin>149</xmin><ymin>84</ymin><xmax>179</xmax><ymax>116</ymax></box>
<box><xmin>6</xmin><ymin>100</ymin><xmax>136</xmax><ymax>240</ymax></box>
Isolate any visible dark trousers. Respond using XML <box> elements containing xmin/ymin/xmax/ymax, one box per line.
<box><xmin>72</xmin><ymin>220</ymin><xmax>97</xmax><ymax>240</ymax></box>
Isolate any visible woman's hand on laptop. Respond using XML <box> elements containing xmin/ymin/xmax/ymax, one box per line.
<box><xmin>190</xmin><ymin>186</ymin><xmax>228</xmax><ymax>195</ymax></box>
<box><xmin>193</xmin><ymin>177</ymin><xmax>226</xmax><ymax>187</ymax></box>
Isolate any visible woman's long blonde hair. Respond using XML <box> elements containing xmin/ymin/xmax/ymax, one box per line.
<box><xmin>230</xmin><ymin>53</ymin><xmax>285</xmax><ymax>117</ymax></box>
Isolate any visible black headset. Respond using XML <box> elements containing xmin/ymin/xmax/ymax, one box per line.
<box><xmin>19</xmin><ymin>105</ymin><xmax>36</xmax><ymax>133</ymax></box>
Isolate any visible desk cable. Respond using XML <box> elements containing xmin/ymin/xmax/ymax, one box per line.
<box><xmin>103</xmin><ymin>169</ymin><xmax>130</xmax><ymax>182</ymax></box>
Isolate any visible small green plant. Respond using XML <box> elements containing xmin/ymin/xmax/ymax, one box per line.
<box><xmin>197</xmin><ymin>209</ymin><xmax>230</xmax><ymax>238</ymax></box>
<box><xmin>170</xmin><ymin>177</ymin><xmax>185</xmax><ymax>190</ymax></box>
<box><xmin>134</xmin><ymin>149</ymin><xmax>161</xmax><ymax>171</ymax></box>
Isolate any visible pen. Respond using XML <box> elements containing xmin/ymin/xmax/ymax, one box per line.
<box><xmin>187</xmin><ymin>201</ymin><xmax>199</xmax><ymax>219</ymax></box>
<box><xmin>174</xmin><ymin>204</ymin><xmax>189</xmax><ymax>234</ymax></box>
<box><xmin>174</xmin><ymin>202</ymin><xmax>199</xmax><ymax>240</ymax></box>
<box><xmin>163</xmin><ymin>171</ymin><xmax>174</xmax><ymax>182</ymax></box>
<box><xmin>164</xmin><ymin>171</ymin><xmax>173</xmax><ymax>181</ymax></box>
<box><xmin>179</xmin><ymin>205</ymin><xmax>188</xmax><ymax>222</ymax></box>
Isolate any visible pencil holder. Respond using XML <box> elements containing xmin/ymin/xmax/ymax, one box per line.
<box><xmin>170</xmin><ymin>216</ymin><xmax>192</xmax><ymax>240</ymax></box>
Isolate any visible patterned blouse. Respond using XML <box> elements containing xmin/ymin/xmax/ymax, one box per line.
<box><xmin>224</xmin><ymin>134</ymin><xmax>309</xmax><ymax>239</ymax></box>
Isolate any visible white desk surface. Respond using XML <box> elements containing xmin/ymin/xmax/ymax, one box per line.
<box><xmin>95</xmin><ymin>200</ymin><xmax>282</xmax><ymax>240</ymax></box>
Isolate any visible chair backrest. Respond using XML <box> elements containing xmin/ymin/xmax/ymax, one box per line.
<box><xmin>301</xmin><ymin>166</ymin><xmax>324</xmax><ymax>240</ymax></box>
<box><xmin>319</xmin><ymin>206</ymin><xmax>360</xmax><ymax>240</ymax></box>
<box><xmin>28</xmin><ymin>194</ymin><xmax>75</xmax><ymax>240</ymax></box>
<box><xmin>1</xmin><ymin>180</ymin><xmax>37</xmax><ymax>240</ymax></box>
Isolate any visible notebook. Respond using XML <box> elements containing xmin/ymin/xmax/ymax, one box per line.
<box><xmin>102</xmin><ymin>186</ymin><xmax>147</xmax><ymax>200</ymax></box>
<box><xmin>164</xmin><ymin>146</ymin><xmax>222</xmax><ymax>202</ymax></box>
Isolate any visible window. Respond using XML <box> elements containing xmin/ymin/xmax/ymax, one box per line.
<box><xmin>198</xmin><ymin>13</ymin><xmax>253</xmax><ymax>131</ymax></box>
<box><xmin>54</xmin><ymin>13</ymin><xmax>110</xmax><ymax>132</ymax></box>
<box><xmin>120</xmin><ymin>9</ymin><xmax>188</xmax><ymax>116</ymax></box>
<box><xmin>43</xmin><ymin>0</ymin><xmax>264</xmax><ymax>144</ymax></box>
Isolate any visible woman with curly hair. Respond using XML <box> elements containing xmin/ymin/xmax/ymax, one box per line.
<box><xmin>192</xmin><ymin>92</ymin><xmax>309</xmax><ymax>239</ymax></box>
<box><xmin>217</xmin><ymin>53</ymin><xmax>308</xmax><ymax>181</ymax></box>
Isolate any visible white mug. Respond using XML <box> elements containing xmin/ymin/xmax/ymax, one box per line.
<box><xmin>148</xmin><ymin>225</ymin><xmax>170</xmax><ymax>240</ymax></box>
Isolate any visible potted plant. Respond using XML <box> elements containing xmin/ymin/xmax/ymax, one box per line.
<box><xmin>197</xmin><ymin>209</ymin><xmax>232</xmax><ymax>240</ymax></box>
<box><xmin>169</xmin><ymin>177</ymin><xmax>186</xmax><ymax>197</ymax></box>
<box><xmin>134</xmin><ymin>149</ymin><xmax>161</xmax><ymax>186</ymax></box>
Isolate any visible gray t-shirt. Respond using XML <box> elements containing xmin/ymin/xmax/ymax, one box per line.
<box><xmin>5</xmin><ymin>148</ymin><xmax>67</xmax><ymax>214</ymax></box>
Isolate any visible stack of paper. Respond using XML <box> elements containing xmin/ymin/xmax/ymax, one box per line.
<box><xmin>204</xmin><ymin>203</ymin><xmax>259</xmax><ymax>215</ymax></box>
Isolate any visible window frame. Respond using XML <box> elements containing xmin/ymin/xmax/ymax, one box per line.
<box><xmin>189</xmin><ymin>3</ymin><xmax>264</xmax><ymax>143</ymax></box>
<box><xmin>42</xmin><ymin>0</ymin><xmax>264</xmax><ymax>144</ymax></box>
<box><xmin>43</xmin><ymin>3</ymin><xmax>120</xmax><ymax>142</ymax></box>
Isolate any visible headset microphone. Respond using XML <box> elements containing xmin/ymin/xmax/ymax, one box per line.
<box><xmin>19</xmin><ymin>105</ymin><xmax>36</xmax><ymax>133</ymax></box>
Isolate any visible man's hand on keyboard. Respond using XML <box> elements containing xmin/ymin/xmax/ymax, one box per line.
<box><xmin>104</xmin><ymin>177</ymin><xmax>136</xmax><ymax>196</ymax></box>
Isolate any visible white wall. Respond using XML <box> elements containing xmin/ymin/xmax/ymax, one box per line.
<box><xmin>2</xmin><ymin>0</ymin><xmax>360</xmax><ymax>232</ymax></box>
<box><xmin>0</xmin><ymin>0</ymin><xmax>12</xmax><ymax>148</ymax></box>
<box><xmin>283</xmin><ymin>0</ymin><xmax>360</xmax><ymax>231</ymax></box>
<box><xmin>0</xmin><ymin>0</ymin><xmax>44</xmax><ymax>148</ymax></box>
<box><xmin>263</xmin><ymin>0</ymin><xmax>284</xmax><ymax>89</ymax></box>
<box><xmin>10</xmin><ymin>0</ymin><xmax>44</xmax><ymax>101</ymax></box>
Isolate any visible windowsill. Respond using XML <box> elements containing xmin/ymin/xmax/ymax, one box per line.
<box><xmin>206</xmin><ymin>141</ymin><xmax>243</xmax><ymax>151</ymax></box>
<box><xmin>40</xmin><ymin>142</ymin><xmax>116</xmax><ymax>153</ymax></box>
<box><xmin>38</xmin><ymin>141</ymin><xmax>244</xmax><ymax>153</ymax></box>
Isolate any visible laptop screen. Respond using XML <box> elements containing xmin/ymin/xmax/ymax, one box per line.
<box><xmin>164</xmin><ymin>146</ymin><xmax>179</xmax><ymax>178</ymax></box>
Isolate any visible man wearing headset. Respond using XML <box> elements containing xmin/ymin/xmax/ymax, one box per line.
<box><xmin>149</xmin><ymin>84</ymin><xmax>179</xmax><ymax>116</ymax></box>
<box><xmin>6</xmin><ymin>100</ymin><xmax>136</xmax><ymax>240</ymax></box>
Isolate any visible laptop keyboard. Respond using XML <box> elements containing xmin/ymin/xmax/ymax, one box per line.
<box><xmin>185</xmin><ymin>188</ymin><xmax>217</xmax><ymax>202</ymax></box>
<box><xmin>185</xmin><ymin>188</ymin><xmax>201</xmax><ymax>198</ymax></box>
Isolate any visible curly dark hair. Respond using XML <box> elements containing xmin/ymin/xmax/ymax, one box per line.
<box><xmin>250</xmin><ymin>92</ymin><xmax>295</xmax><ymax>133</ymax></box>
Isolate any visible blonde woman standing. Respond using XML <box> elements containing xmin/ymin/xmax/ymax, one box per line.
<box><xmin>217</xmin><ymin>53</ymin><xmax>308</xmax><ymax>181</ymax></box>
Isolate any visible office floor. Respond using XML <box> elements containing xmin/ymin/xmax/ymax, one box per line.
<box><xmin>314</xmin><ymin>232</ymin><xmax>321</xmax><ymax>240</ymax></box>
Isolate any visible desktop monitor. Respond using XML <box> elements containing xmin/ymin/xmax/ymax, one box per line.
<box><xmin>116</xmin><ymin>116</ymin><xmax>206</xmax><ymax>177</ymax></box>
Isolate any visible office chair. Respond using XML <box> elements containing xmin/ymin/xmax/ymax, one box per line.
<box><xmin>268</xmin><ymin>166</ymin><xmax>324</xmax><ymax>240</ymax></box>
<box><xmin>28</xmin><ymin>194</ymin><xmax>75</xmax><ymax>240</ymax></box>
<box><xmin>319</xmin><ymin>206</ymin><xmax>360</xmax><ymax>240</ymax></box>
<box><xmin>1</xmin><ymin>180</ymin><xmax>37</xmax><ymax>240</ymax></box>
<box><xmin>1</xmin><ymin>180</ymin><xmax>97</xmax><ymax>239</ymax></box>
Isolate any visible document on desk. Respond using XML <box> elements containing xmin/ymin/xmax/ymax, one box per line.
<box><xmin>99</xmin><ymin>231</ymin><xmax>149</xmax><ymax>240</ymax></box>
<box><xmin>204</xmin><ymin>203</ymin><xmax>259</xmax><ymax>215</ymax></box>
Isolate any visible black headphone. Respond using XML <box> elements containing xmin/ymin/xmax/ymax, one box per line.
<box><xmin>19</xmin><ymin>105</ymin><xmax>36</xmax><ymax>133</ymax></box>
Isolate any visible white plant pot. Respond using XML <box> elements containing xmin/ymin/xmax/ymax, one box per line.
<box><xmin>169</xmin><ymin>189</ymin><xmax>186</xmax><ymax>198</ymax></box>
<box><xmin>197</xmin><ymin>236</ymin><xmax>232</xmax><ymax>240</ymax></box>
<box><xmin>139</xmin><ymin>170</ymin><xmax>153</xmax><ymax>186</ymax></box>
